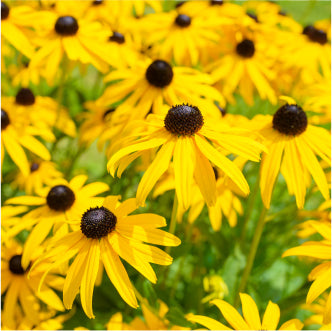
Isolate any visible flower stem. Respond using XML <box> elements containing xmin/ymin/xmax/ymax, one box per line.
<box><xmin>234</xmin><ymin>205</ymin><xmax>268</xmax><ymax>308</ymax></box>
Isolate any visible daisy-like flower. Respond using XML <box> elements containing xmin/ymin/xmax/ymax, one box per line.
<box><xmin>1</xmin><ymin>2</ymin><xmax>35</xmax><ymax>58</ymax></box>
<box><xmin>2</xmin><ymin>87</ymin><xmax>76</xmax><ymax>138</ymax></box>
<box><xmin>5</xmin><ymin>175</ymin><xmax>109</xmax><ymax>268</ymax></box>
<box><xmin>99</xmin><ymin>58</ymin><xmax>225</xmax><ymax>121</ymax></box>
<box><xmin>187</xmin><ymin>293</ymin><xmax>304</xmax><ymax>330</ymax></box>
<box><xmin>30</xmin><ymin>12</ymin><xmax>113</xmax><ymax>84</ymax></box>
<box><xmin>12</xmin><ymin>160</ymin><xmax>63</xmax><ymax>195</ymax></box>
<box><xmin>258</xmin><ymin>97</ymin><xmax>331</xmax><ymax>209</ymax></box>
<box><xmin>108</xmin><ymin>104</ymin><xmax>265</xmax><ymax>211</ymax></box>
<box><xmin>283</xmin><ymin>222</ymin><xmax>331</xmax><ymax>314</ymax></box>
<box><xmin>1</xmin><ymin>107</ymin><xmax>52</xmax><ymax>176</ymax></box>
<box><xmin>208</xmin><ymin>31</ymin><xmax>277</xmax><ymax>105</ymax></box>
<box><xmin>1</xmin><ymin>239</ymin><xmax>65</xmax><ymax>330</ymax></box>
<box><xmin>31</xmin><ymin>196</ymin><xmax>181</xmax><ymax>319</ymax></box>
<box><xmin>139</xmin><ymin>9</ymin><xmax>223</xmax><ymax>66</ymax></box>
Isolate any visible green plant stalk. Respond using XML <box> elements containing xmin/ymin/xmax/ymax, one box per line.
<box><xmin>234</xmin><ymin>205</ymin><xmax>268</xmax><ymax>308</ymax></box>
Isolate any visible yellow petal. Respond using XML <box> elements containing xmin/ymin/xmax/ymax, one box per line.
<box><xmin>279</xmin><ymin>319</ymin><xmax>304</xmax><ymax>330</ymax></box>
<box><xmin>239</xmin><ymin>293</ymin><xmax>262</xmax><ymax>329</ymax></box>
<box><xmin>282</xmin><ymin>244</ymin><xmax>331</xmax><ymax>260</ymax></box>
<box><xmin>307</xmin><ymin>268</ymin><xmax>331</xmax><ymax>304</ymax></box>
<box><xmin>261</xmin><ymin>301</ymin><xmax>280</xmax><ymax>331</ymax></box>
<box><xmin>186</xmin><ymin>314</ymin><xmax>231</xmax><ymax>330</ymax></box>
<box><xmin>118</xmin><ymin>214</ymin><xmax>166</xmax><ymax>228</ymax></box>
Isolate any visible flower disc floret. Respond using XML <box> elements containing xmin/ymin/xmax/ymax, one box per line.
<box><xmin>80</xmin><ymin>206</ymin><xmax>117</xmax><ymax>239</ymax></box>
<box><xmin>1</xmin><ymin>109</ymin><xmax>10</xmax><ymax>130</ymax></box>
<box><xmin>236</xmin><ymin>39</ymin><xmax>255</xmax><ymax>58</ymax></box>
<box><xmin>1</xmin><ymin>2</ymin><xmax>9</xmax><ymax>20</ymax></box>
<box><xmin>164</xmin><ymin>104</ymin><xmax>204</xmax><ymax>136</ymax></box>
<box><xmin>145</xmin><ymin>60</ymin><xmax>174</xmax><ymax>88</ymax></box>
<box><xmin>46</xmin><ymin>185</ymin><xmax>76</xmax><ymax>211</ymax></box>
<box><xmin>303</xmin><ymin>25</ymin><xmax>327</xmax><ymax>45</ymax></box>
<box><xmin>109</xmin><ymin>32</ymin><xmax>125</xmax><ymax>44</ymax></box>
<box><xmin>9</xmin><ymin>255</ymin><xmax>26</xmax><ymax>275</ymax></box>
<box><xmin>211</xmin><ymin>0</ymin><xmax>223</xmax><ymax>5</ymax></box>
<box><xmin>15</xmin><ymin>88</ymin><xmax>35</xmax><ymax>106</ymax></box>
<box><xmin>55</xmin><ymin>16</ymin><xmax>79</xmax><ymax>36</ymax></box>
<box><xmin>175</xmin><ymin>14</ymin><xmax>191</xmax><ymax>27</ymax></box>
<box><xmin>272</xmin><ymin>104</ymin><xmax>308</xmax><ymax>136</ymax></box>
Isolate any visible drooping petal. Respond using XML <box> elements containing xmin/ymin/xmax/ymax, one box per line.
<box><xmin>187</xmin><ymin>313</ymin><xmax>231</xmax><ymax>330</ymax></box>
<box><xmin>279</xmin><ymin>319</ymin><xmax>304</xmax><ymax>330</ymax></box>
<box><xmin>239</xmin><ymin>293</ymin><xmax>262</xmax><ymax>329</ymax></box>
<box><xmin>306</xmin><ymin>268</ymin><xmax>331</xmax><ymax>304</ymax></box>
<box><xmin>261</xmin><ymin>301</ymin><xmax>280</xmax><ymax>331</ymax></box>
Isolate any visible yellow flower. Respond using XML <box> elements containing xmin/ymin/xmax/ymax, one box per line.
<box><xmin>1</xmin><ymin>2</ymin><xmax>35</xmax><ymax>58</ymax></box>
<box><xmin>258</xmin><ymin>97</ymin><xmax>331</xmax><ymax>209</ymax></box>
<box><xmin>5</xmin><ymin>175</ymin><xmax>109</xmax><ymax>269</ymax></box>
<box><xmin>108</xmin><ymin>104</ymin><xmax>265</xmax><ymax>211</ymax></box>
<box><xmin>99</xmin><ymin>58</ymin><xmax>225</xmax><ymax>121</ymax></box>
<box><xmin>1</xmin><ymin>107</ymin><xmax>52</xmax><ymax>176</ymax></box>
<box><xmin>30</xmin><ymin>12</ymin><xmax>113</xmax><ymax>84</ymax></box>
<box><xmin>12</xmin><ymin>160</ymin><xmax>63</xmax><ymax>195</ymax></box>
<box><xmin>31</xmin><ymin>196</ymin><xmax>181</xmax><ymax>318</ymax></box>
<box><xmin>187</xmin><ymin>293</ymin><xmax>304</xmax><ymax>330</ymax></box>
<box><xmin>1</xmin><ymin>239</ymin><xmax>65</xmax><ymax>330</ymax></box>
<box><xmin>2</xmin><ymin>88</ymin><xmax>76</xmax><ymax>138</ymax></box>
<box><xmin>283</xmin><ymin>222</ymin><xmax>331</xmax><ymax>312</ymax></box>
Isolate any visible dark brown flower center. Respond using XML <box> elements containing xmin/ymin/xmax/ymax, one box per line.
<box><xmin>272</xmin><ymin>104</ymin><xmax>307</xmax><ymax>136</ymax></box>
<box><xmin>303</xmin><ymin>25</ymin><xmax>327</xmax><ymax>45</ymax></box>
<box><xmin>30</xmin><ymin>162</ymin><xmax>40</xmax><ymax>172</ymax></box>
<box><xmin>236</xmin><ymin>39</ymin><xmax>255</xmax><ymax>58</ymax></box>
<box><xmin>164</xmin><ymin>104</ymin><xmax>204</xmax><ymax>136</ymax></box>
<box><xmin>1</xmin><ymin>2</ymin><xmax>9</xmax><ymax>20</ymax></box>
<box><xmin>55</xmin><ymin>16</ymin><xmax>79</xmax><ymax>36</ymax></box>
<box><xmin>145</xmin><ymin>60</ymin><xmax>174</xmax><ymax>88</ymax></box>
<box><xmin>210</xmin><ymin>0</ymin><xmax>223</xmax><ymax>5</ymax></box>
<box><xmin>1</xmin><ymin>109</ymin><xmax>10</xmax><ymax>130</ymax></box>
<box><xmin>175</xmin><ymin>14</ymin><xmax>191</xmax><ymax>27</ymax></box>
<box><xmin>81</xmin><ymin>206</ymin><xmax>117</xmax><ymax>239</ymax></box>
<box><xmin>15</xmin><ymin>88</ymin><xmax>35</xmax><ymax>106</ymax></box>
<box><xmin>46</xmin><ymin>185</ymin><xmax>76</xmax><ymax>211</ymax></box>
<box><xmin>9</xmin><ymin>255</ymin><xmax>30</xmax><ymax>275</ymax></box>
<box><xmin>109</xmin><ymin>32</ymin><xmax>125</xmax><ymax>44</ymax></box>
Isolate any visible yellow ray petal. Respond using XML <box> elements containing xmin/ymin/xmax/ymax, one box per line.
<box><xmin>18</xmin><ymin>135</ymin><xmax>50</xmax><ymax>161</ymax></box>
<box><xmin>186</xmin><ymin>314</ymin><xmax>231</xmax><ymax>330</ymax></box>
<box><xmin>239</xmin><ymin>293</ymin><xmax>262</xmax><ymax>329</ymax></box>
<box><xmin>118</xmin><ymin>214</ymin><xmax>166</xmax><ymax>228</ymax></box>
<box><xmin>100</xmin><ymin>238</ymin><xmax>138</xmax><ymax>308</ymax></box>
<box><xmin>307</xmin><ymin>268</ymin><xmax>331</xmax><ymax>304</ymax></box>
<box><xmin>78</xmin><ymin>182</ymin><xmax>109</xmax><ymax>198</ymax></box>
<box><xmin>279</xmin><ymin>319</ymin><xmax>304</xmax><ymax>330</ymax></box>
<box><xmin>261</xmin><ymin>301</ymin><xmax>280</xmax><ymax>331</ymax></box>
<box><xmin>173</xmin><ymin>136</ymin><xmax>195</xmax><ymax>210</ymax></box>
<box><xmin>282</xmin><ymin>244</ymin><xmax>331</xmax><ymax>260</ymax></box>
<box><xmin>136</xmin><ymin>140</ymin><xmax>175</xmax><ymax>206</ymax></box>
<box><xmin>195</xmin><ymin>135</ymin><xmax>249</xmax><ymax>195</ymax></box>
<box><xmin>81</xmin><ymin>240</ymin><xmax>100</xmax><ymax>319</ymax></box>
<box><xmin>5</xmin><ymin>195</ymin><xmax>46</xmax><ymax>206</ymax></box>
<box><xmin>211</xmin><ymin>299</ymin><xmax>249</xmax><ymax>330</ymax></box>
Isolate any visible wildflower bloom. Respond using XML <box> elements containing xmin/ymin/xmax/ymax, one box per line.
<box><xmin>258</xmin><ymin>97</ymin><xmax>331</xmax><ymax>209</ymax></box>
<box><xmin>108</xmin><ymin>104</ymin><xmax>265</xmax><ymax>210</ymax></box>
<box><xmin>1</xmin><ymin>239</ymin><xmax>65</xmax><ymax>330</ymax></box>
<box><xmin>5</xmin><ymin>175</ymin><xmax>109</xmax><ymax>268</ymax></box>
<box><xmin>283</xmin><ymin>222</ymin><xmax>331</xmax><ymax>312</ymax></box>
<box><xmin>31</xmin><ymin>196</ymin><xmax>181</xmax><ymax>318</ymax></box>
<box><xmin>187</xmin><ymin>293</ymin><xmax>304</xmax><ymax>330</ymax></box>
<box><xmin>2</xmin><ymin>88</ymin><xmax>76</xmax><ymax>138</ymax></box>
<box><xmin>1</xmin><ymin>2</ymin><xmax>35</xmax><ymax>58</ymax></box>
<box><xmin>12</xmin><ymin>160</ymin><xmax>63</xmax><ymax>195</ymax></box>
<box><xmin>1</xmin><ymin>107</ymin><xmax>52</xmax><ymax>176</ymax></box>
<box><xmin>99</xmin><ymin>58</ymin><xmax>225</xmax><ymax>121</ymax></box>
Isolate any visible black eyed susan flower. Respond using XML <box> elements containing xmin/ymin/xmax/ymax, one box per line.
<box><xmin>258</xmin><ymin>97</ymin><xmax>331</xmax><ymax>209</ymax></box>
<box><xmin>1</xmin><ymin>107</ymin><xmax>52</xmax><ymax>176</ymax></box>
<box><xmin>5</xmin><ymin>175</ymin><xmax>109</xmax><ymax>269</ymax></box>
<box><xmin>108</xmin><ymin>104</ymin><xmax>265</xmax><ymax>211</ymax></box>
<box><xmin>283</xmin><ymin>222</ymin><xmax>331</xmax><ymax>314</ymax></box>
<box><xmin>187</xmin><ymin>293</ymin><xmax>304</xmax><ymax>330</ymax></box>
<box><xmin>1</xmin><ymin>2</ymin><xmax>36</xmax><ymax>58</ymax></box>
<box><xmin>1</xmin><ymin>239</ymin><xmax>65</xmax><ymax>330</ymax></box>
<box><xmin>12</xmin><ymin>160</ymin><xmax>63</xmax><ymax>195</ymax></box>
<box><xmin>2</xmin><ymin>88</ymin><xmax>76</xmax><ymax>138</ymax></box>
<box><xmin>31</xmin><ymin>196</ymin><xmax>181</xmax><ymax>319</ymax></box>
<box><xmin>100</xmin><ymin>58</ymin><xmax>225</xmax><ymax>122</ymax></box>
<box><xmin>30</xmin><ymin>12</ymin><xmax>113</xmax><ymax>84</ymax></box>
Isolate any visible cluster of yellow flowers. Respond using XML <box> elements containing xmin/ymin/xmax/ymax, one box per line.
<box><xmin>1</xmin><ymin>1</ymin><xmax>331</xmax><ymax>330</ymax></box>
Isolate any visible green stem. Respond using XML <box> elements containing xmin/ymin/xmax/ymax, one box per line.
<box><xmin>234</xmin><ymin>205</ymin><xmax>268</xmax><ymax>308</ymax></box>
<box><xmin>239</xmin><ymin>178</ymin><xmax>260</xmax><ymax>244</ymax></box>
